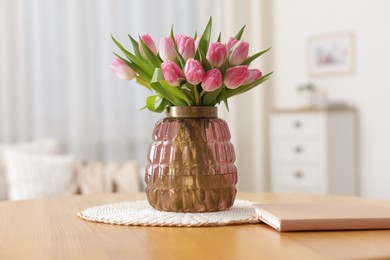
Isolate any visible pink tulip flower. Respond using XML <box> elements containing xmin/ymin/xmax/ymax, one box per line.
<box><xmin>206</xmin><ymin>42</ymin><xmax>227</xmax><ymax>68</ymax></box>
<box><xmin>226</xmin><ymin>37</ymin><xmax>239</xmax><ymax>52</ymax></box>
<box><xmin>184</xmin><ymin>58</ymin><xmax>205</xmax><ymax>85</ymax></box>
<box><xmin>175</xmin><ymin>34</ymin><xmax>195</xmax><ymax>61</ymax></box>
<box><xmin>111</xmin><ymin>57</ymin><xmax>136</xmax><ymax>80</ymax></box>
<box><xmin>224</xmin><ymin>66</ymin><xmax>249</xmax><ymax>89</ymax></box>
<box><xmin>161</xmin><ymin>61</ymin><xmax>184</xmax><ymax>87</ymax></box>
<box><xmin>139</xmin><ymin>34</ymin><xmax>158</xmax><ymax>58</ymax></box>
<box><xmin>202</xmin><ymin>68</ymin><xmax>222</xmax><ymax>92</ymax></box>
<box><xmin>229</xmin><ymin>40</ymin><xmax>249</xmax><ymax>66</ymax></box>
<box><xmin>245</xmin><ymin>69</ymin><xmax>263</xmax><ymax>84</ymax></box>
<box><xmin>159</xmin><ymin>36</ymin><xmax>176</xmax><ymax>61</ymax></box>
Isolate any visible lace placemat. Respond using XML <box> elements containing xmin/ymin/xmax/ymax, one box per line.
<box><xmin>77</xmin><ymin>200</ymin><xmax>261</xmax><ymax>227</ymax></box>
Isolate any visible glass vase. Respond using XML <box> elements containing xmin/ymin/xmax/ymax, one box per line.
<box><xmin>145</xmin><ymin>106</ymin><xmax>237</xmax><ymax>212</ymax></box>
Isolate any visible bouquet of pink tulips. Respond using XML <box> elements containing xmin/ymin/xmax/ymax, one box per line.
<box><xmin>111</xmin><ymin>17</ymin><xmax>272</xmax><ymax>112</ymax></box>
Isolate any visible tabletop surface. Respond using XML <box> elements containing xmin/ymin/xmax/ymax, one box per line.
<box><xmin>1</xmin><ymin>192</ymin><xmax>390</xmax><ymax>260</ymax></box>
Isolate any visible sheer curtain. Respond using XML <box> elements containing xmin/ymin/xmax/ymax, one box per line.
<box><xmin>0</xmin><ymin>0</ymin><xmax>272</xmax><ymax>191</ymax></box>
<box><xmin>0</xmin><ymin>0</ymin><xmax>197</xmax><ymax>166</ymax></box>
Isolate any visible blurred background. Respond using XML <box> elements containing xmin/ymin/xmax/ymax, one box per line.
<box><xmin>1</xmin><ymin>0</ymin><xmax>390</xmax><ymax>199</ymax></box>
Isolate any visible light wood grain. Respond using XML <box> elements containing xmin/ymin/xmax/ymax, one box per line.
<box><xmin>1</xmin><ymin>192</ymin><xmax>390</xmax><ymax>260</ymax></box>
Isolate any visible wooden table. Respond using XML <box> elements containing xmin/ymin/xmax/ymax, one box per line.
<box><xmin>1</xmin><ymin>192</ymin><xmax>390</xmax><ymax>260</ymax></box>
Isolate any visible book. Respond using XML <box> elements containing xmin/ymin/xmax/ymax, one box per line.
<box><xmin>253</xmin><ymin>203</ymin><xmax>390</xmax><ymax>232</ymax></box>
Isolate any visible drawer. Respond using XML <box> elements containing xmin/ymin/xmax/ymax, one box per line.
<box><xmin>271</xmin><ymin>114</ymin><xmax>324</xmax><ymax>136</ymax></box>
<box><xmin>277</xmin><ymin>140</ymin><xmax>321</xmax><ymax>161</ymax></box>
<box><xmin>279</xmin><ymin>164</ymin><xmax>320</xmax><ymax>187</ymax></box>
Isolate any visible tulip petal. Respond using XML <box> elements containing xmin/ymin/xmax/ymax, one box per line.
<box><xmin>229</xmin><ymin>41</ymin><xmax>249</xmax><ymax>66</ymax></box>
<box><xmin>111</xmin><ymin>57</ymin><xmax>136</xmax><ymax>80</ymax></box>
<box><xmin>139</xmin><ymin>36</ymin><xmax>161</xmax><ymax>67</ymax></box>
<box><xmin>159</xmin><ymin>36</ymin><xmax>176</xmax><ymax>61</ymax></box>
<box><xmin>201</xmin><ymin>68</ymin><xmax>222</xmax><ymax>92</ymax></box>
<box><xmin>226</xmin><ymin>71</ymin><xmax>273</xmax><ymax>98</ymax></box>
<box><xmin>184</xmin><ymin>58</ymin><xmax>205</xmax><ymax>85</ymax></box>
<box><xmin>224</xmin><ymin>65</ymin><xmax>249</xmax><ymax>89</ymax></box>
<box><xmin>111</xmin><ymin>35</ymin><xmax>154</xmax><ymax>78</ymax></box>
<box><xmin>206</xmin><ymin>42</ymin><xmax>227</xmax><ymax>68</ymax></box>
<box><xmin>245</xmin><ymin>69</ymin><xmax>263</xmax><ymax>84</ymax></box>
<box><xmin>161</xmin><ymin>61</ymin><xmax>184</xmax><ymax>87</ymax></box>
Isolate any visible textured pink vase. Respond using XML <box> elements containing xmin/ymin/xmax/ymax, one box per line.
<box><xmin>145</xmin><ymin>106</ymin><xmax>237</xmax><ymax>212</ymax></box>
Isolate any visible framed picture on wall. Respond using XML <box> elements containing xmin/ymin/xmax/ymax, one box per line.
<box><xmin>307</xmin><ymin>32</ymin><xmax>354</xmax><ymax>76</ymax></box>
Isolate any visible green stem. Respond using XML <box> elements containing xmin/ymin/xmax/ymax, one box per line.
<box><xmin>193</xmin><ymin>85</ymin><xmax>200</xmax><ymax>105</ymax></box>
<box><xmin>199</xmin><ymin>90</ymin><xmax>206</xmax><ymax>100</ymax></box>
<box><xmin>183</xmin><ymin>90</ymin><xmax>194</xmax><ymax>105</ymax></box>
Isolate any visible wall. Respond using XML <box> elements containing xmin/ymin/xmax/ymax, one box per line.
<box><xmin>272</xmin><ymin>0</ymin><xmax>390</xmax><ymax>198</ymax></box>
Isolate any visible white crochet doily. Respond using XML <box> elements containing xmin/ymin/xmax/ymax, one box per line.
<box><xmin>78</xmin><ymin>200</ymin><xmax>260</xmax><ymax>227</ymax></box>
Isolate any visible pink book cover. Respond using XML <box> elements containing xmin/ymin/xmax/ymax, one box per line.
<box><xmin>253</xmin><ymin>203</ymin><xmax>390</xmax><ymax>232</ymax></box>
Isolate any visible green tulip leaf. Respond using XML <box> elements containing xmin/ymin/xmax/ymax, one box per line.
<box><xmin>135</xmin><ymin>78</ymin><xmax>152</xmax><ymax>90</ymax></box>
<box><xmin>217</xmin><ymin>32</ymin><xmax>221</xmax><ymax>42</ymax></box>
<box><xmin>220</xmin><ymin>87</ymin><xmax>229</xmax><ymax>111</ymax></box>
<box><xmin>113</xmin><ymin>53</ymin><xmax>150</xmax><ymax>82</ymax></box>
<box><xmin>220</xmin><ymin>58</ymin><xmax>230</xmax><ymax>75</ymax></box>
<box><xmin>139</xmin><ymin>37</ymin><xmax>162</xmax><ymax>68</ymax></box>
<box><xmin>225</xmin><ymin>71</ymin><xmax>273</xmax><ymax>98</ymax></box>
<box><xmin>234</xmin><ymin>25</ymin><xmax>246</xmax><ymax>40</ymax></box>
<box><xmin>146</xmin><ymin>95</ymin><xmax>170</xmax><ymax>112</ymax></box>
<box><xmin>202</xmin><ymin>87</ymin><xmax>223</xmax><ymax>106</ymax></box>
<box><xmin>169</xmin><ymin>25</ymin><xmax>186</xmax><ymax>68</ymax></box>
<box><xmin>112</xmin><ymin>36</ymin><xmax>154</xmax><ymax>78</ymax></box>
<box><xmin>197</xmin><ymin>17</ymin><xmax>212</xmax><ymax>57</ymax></box>
<box><xmin>198</xmin><ymin>49</ymin><xmax>212</xmax><ymax>71</ymax></box>
<box><xmin>151</xmin><ymin>68</ymin><xmax>191</xmax><ymax>106</ymax></box>
<box><xmin>128</xmin><ymin>35</ymin><xmax>143</xmax><ymax>60</ymax></box>
<box><xmin>242</xmin><ymin>47</ymin><xmax>272</xmax><ymax>66</ymax></box>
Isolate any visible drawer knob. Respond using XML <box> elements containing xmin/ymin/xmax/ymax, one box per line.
<box><xmin>293</xmin><ymin>121</ymin><xmax>302</xmax><ymax>129</ymax></box>
<box><xmin>294</xmin><ymin>146</ymin><xmax>303</xmax><ymax>154</ymax></box>
<box><xmin>294</xmin><ymin>171</ymin><xmax>304</xmax><ymax>179</ymax></box>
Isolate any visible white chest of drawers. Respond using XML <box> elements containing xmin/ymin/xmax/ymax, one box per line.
<box><xmin>270</xmin><ymin>109</ymin><xmax>356</xmax><ymax>195</ymax></box>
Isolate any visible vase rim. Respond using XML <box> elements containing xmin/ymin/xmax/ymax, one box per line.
<box><xmin>166</xmin><ymin>106</ymin><xmax>217</xmax><ymax>118</ymax></box>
